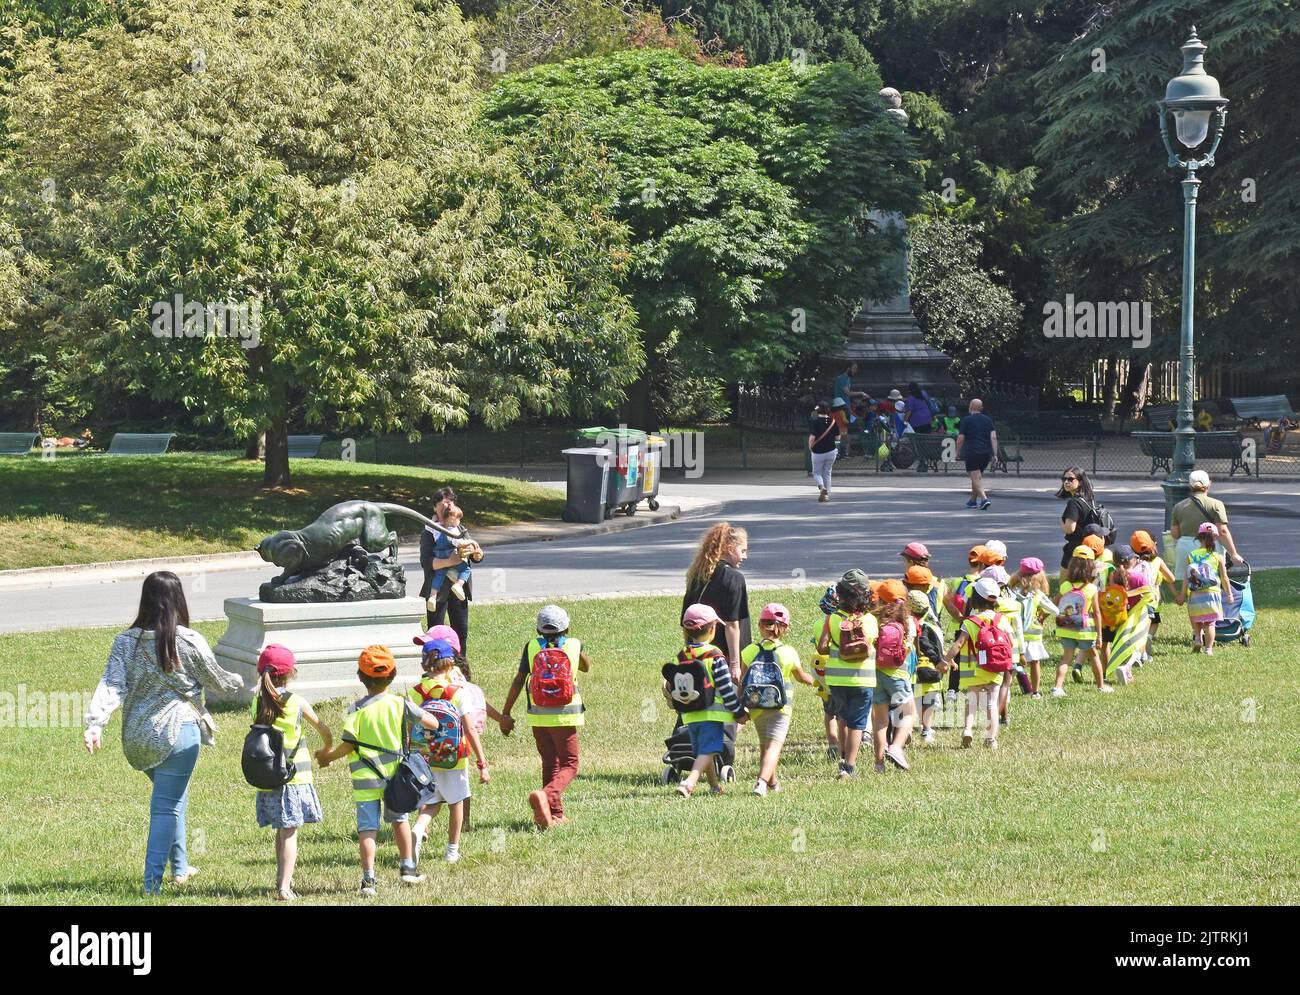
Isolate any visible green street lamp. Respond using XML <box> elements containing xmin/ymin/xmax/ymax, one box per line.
<box><xmin>1157</xmin><ymin>27</ymin><xmax>1228</xmax><ymax>530</ymax></box>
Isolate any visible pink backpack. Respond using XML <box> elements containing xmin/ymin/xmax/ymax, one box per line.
<box><xmin>974</xmin><ymin>613</ymin><xmax>1014</xmax><ymax>673</ymax></box>
<box><xmin>876</xmin><ymin>621</ymin><xmax>908</xmax><ymax>669</ymax></box>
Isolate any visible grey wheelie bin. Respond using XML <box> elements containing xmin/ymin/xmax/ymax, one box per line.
<box><xmin>561</xmin><ymin>447</ymin><xmax>613</xmax><ymax>523</ymax></box>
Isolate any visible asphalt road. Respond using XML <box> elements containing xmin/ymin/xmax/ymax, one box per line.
<box><xmin>2</xmin><ymin>475</ymin><xmax>1297</xmax><ymax>634</ymax></box>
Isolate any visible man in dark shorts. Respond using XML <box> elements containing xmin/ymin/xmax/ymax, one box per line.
<box><xmin>955</xmin><ymin>398</ymin><xmax>997</xmax><ymax>510</ymax></box>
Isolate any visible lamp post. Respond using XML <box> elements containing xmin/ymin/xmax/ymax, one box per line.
<box><xmin>1157</xmin><ymin>27</ymin><xmax>1228</xmax><ymax>530</ymax></box>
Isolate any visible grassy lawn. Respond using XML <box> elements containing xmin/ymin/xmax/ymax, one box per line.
<box><xmin>0</xmin><ymin>454</ymin><xmax>565</xmax><ymax>569</ymax></box>
<box><xmin>0</xmin><ymin>571</ymin><xmax>1296</xmax><ymax>905</ymax></box>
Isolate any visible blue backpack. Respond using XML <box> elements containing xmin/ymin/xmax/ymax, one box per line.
<box><xmin>741</xmin><ymin>644</ymin><xmax>787</xmax><ymax>710</ymax></box>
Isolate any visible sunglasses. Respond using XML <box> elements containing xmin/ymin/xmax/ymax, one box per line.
<box><xmin>1061</xmin><ymin>476</ymin><xmax>1078</xmax><ymax>482</ymax></box>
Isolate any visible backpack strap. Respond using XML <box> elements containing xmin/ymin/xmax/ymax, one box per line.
<box><xmin>412</xmin><ymin>682</ymin><xmax>434</xmax><ymax>703</ymax></box>
<box><xmin>440</xmin><ymin>684</ymin><xmax>458</xmax><ymax>702</ymax></box>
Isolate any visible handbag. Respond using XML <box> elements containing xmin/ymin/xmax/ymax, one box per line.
<box><xmin>809</xmin><ymin>417</ymin><xmax>836</xmax><ymax>451</ymax></box>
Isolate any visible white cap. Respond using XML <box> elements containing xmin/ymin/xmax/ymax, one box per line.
<box><xmin>973</xmin><ymin>578</ymin><xmax>1001</xmax><ymax>601</ymax></box>
<box><xmin>1189</xmin><ymin>470</ymin><xmax>1211</xmax><ymax>490</ymax></box>
<box><xmin>985</xmin><ymin>539</ymin><xmax>1008</xmax><ymax>559</ymax></box>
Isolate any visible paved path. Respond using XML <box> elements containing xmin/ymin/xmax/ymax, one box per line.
<box><xmin>2</xmin><ymin>474</ymin><xmax>1296</xmax><ymax>634</ymax></box>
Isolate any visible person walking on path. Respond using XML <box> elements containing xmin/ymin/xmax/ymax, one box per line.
<box><xmin>420</xmin><ymin>486</ymin><xmax>483</xmax><ymax>652</ymax></box>
<box><xmin>1169</xmin><ymin>470</ymin><xmax>1244</xmax><ymax>580</ymax></box>
<box><xmin>809</xmin><ymin>400</ymin><xmax>840</xmax><ymax>502</ymax></box>
<box><xmin>83</xmin><ymin>571</ymin><xmax>243</xmax><ymax>895</ymax></box>
<box><xmin>955</xmin><ymin>398</ymin><xmax>998</xmax><ymax>509</ymax></box>
<box><xmin>683</xmin><ymin>523</ymin><xmax>751</xmax><ymax>681</ymax></box>
<box><xmin>1057</xmin><ymin>466</ymin><xmax>1103</xmax><ymax>578</ymax></box>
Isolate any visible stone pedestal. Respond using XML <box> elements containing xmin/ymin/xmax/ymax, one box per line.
<box><xmin>212</xmin><ymin>596</ymin><xmax>428</xmax><ymax>705</ymax></box>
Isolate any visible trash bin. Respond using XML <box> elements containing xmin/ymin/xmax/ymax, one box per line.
<box><xmin>561</xmin><ymin>447</ymin><xmax>613</xmax><ymax>524</ymax></box>
<box><xmin>576</xmin><ymin>426</ymin><xmax>647</xmax><ymax>516</ymax></box>
<box><xmin>641</xmin><ymin>435</ymin><xmax>667</xmax><ymax>512</ymax></box>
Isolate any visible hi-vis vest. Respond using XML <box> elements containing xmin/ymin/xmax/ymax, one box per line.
<box><xmin>344</xmin><ymin>693</ymin><xmax>408</xmax><ymax>802</ymax></box>
<box><xmin>678</xmin><ymin>642</ymin><xmax>734</xmax><ymax>725</ymax></box>
<box><xmin>958</xmin><ymin>611</ymin><xmax>1012</xmax><ymax>689</ymax></box>
<box><xmin>820</xmin><ymin>611</ymin><xmax>877</xmax><ymax>689</ymax></box>
<box><xmin>526</xmin><ymin>636</ymin><xmax>584</xmax><ymax>728</ymax></box>
<box><xmin>248</xmin><ymin>691</ymin><xmax>313</xmax><ymax>790</ymax></box>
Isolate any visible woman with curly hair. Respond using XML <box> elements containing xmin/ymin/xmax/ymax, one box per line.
<box><xmin>683</xmin><ymin>523</ymin><xmax>751</xmax><ymax>681</ymax></box>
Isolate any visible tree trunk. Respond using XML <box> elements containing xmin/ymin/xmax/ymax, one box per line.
<box><xmin>244</xmin><ymin>431</ymin><xmax>266</xmax><ymax>461</ymax></box>
<box><xmin>621</xmin><ymin>372</ymin><xmax>656</xmax><ymax>431</ymax></box>
<box><xmin>1122</xmin><ymin>361</ymin><xmax>1152</xmax><ymax>422</ymax></box>
<box><xmin>1101</xmin><ymin>355</ymin><xmax>1119</xmax><ymax>416</ymax></box>
<box><xmin>263</xmin><ymin>385</ymin><xmax>290</xmax><ymax>487</ymax></box>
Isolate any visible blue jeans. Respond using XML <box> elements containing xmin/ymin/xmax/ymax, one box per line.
<box><xmin>143</xmin><ymin>721</ymin><xmax>200</xmax><ymax>893</ymax></box>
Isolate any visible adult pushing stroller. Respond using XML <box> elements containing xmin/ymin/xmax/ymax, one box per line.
<box><xmin>1215</xmin><ymin>560</ymin><xmax>1256</xmax><ymax>646</ymax></box>
<box><xmin>660</xmin><ymin>717</ymin><xmax>737</xmax><ymax>785</ymax></box>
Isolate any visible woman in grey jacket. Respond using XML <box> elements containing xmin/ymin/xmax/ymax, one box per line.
<box><xmin>83</xmin><ymin>571</ymin><xmax>242</xmax><ymax>894</ymax></box>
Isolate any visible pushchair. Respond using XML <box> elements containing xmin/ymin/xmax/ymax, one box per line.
<box><xmin>1215</xmin><ymin>560</ymin><xmax>1256</xmax><ymax>646</ymax></box>
<box><xmin>660</xmin><ymin>717</ymin><xmax>737</xmax><ymax>785</ymax></box>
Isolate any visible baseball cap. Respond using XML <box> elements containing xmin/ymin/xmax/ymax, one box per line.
<box><xmin>1072</xmin><ymin>546</ymin><xmax>1096</xmax><ymax>561</ymax></box>
<box><xmin>1189</xmin><ymin>469</ymin><xmax>1211</xmax><ymax>490</ymax></box>
<box><xmin>257</xmin><ymin>643</ymin><xmax>296</xmax><ymax>676</ymax></box>
<box><xmin>984</xmin><ymin>539</ymin><xmax>1008</xmax><ymax>561</ymax></box>
<box><xmin>968</xmin><ymin>544</ymin><xmax>989</xmax><ymax>564</ymax></box>
<box><xmin>839</xmin><ymin>568</ymin><xmax>871</xmax><ymax>593</ymax></box>
<box><xmin>877</xmin><ymin>579</ymin><xmax>907</xmax><ymax>603</ymax></box>
<box><xmin>759</xmin><ymin>603</ymin><xmax>791</xmax><ymax>624</ymax></box>
<box><xmin>904</xmin><ymin>564</ymin><xmax>934</xmax><ymax>586</ymax></box>
<box><xmin>905</xmin><ymin>590</ymin><xmax>931</xmax><ymax>616</ymax></box>
<box><xmin>1113</xmin><ymin>543</ymin><xmax>1136</xmax><ymax>562</ymax></box>
<box><xmin>537</xmin><ymin>604</ymin><xmax>570</xmax><ymax>634</ymax></box>
<box><xmin>413</xmin><ymin>624</ymin><xmax>461</xmax><ymax>655</ymax></box>
<box><xmin>901</xmin><ymin>541</ymin><xmax>931</xmax><ymax>560</ymax></box>
<box><xmin>682</xmin><ymin>603</ymin><xmax>720</xmax><ymax>629</ymax></box>
<box><xmin>1130</xmin><ymin>530</ymin><xmax>1156</xmax><ymax>554</ymax></box>
<box><xmin>358</xmin><ymin>644</ymin><xmax>396</xmax><ymax>678</ymax></box>
<box><xmin>1198</xmin><ymin>521</ymin><xmax>1220</xmax><ymax>537</ymax></box>
<box><xmin>420</xmin><ymin>637</ymin><xmax>457</xmax><ymax>661</ymax></box>
<box><xmin>1081</xmin><ymin>535</ymin><xmax>1106</xmax><ymax>555</ymax></box>
<box><xmin>980</xmin><ymin>565</ymin><xmax>1010</xmax><ymax>586</ymax></box>
<box><xmin>972</xmin><ymin>577</ymin><xmax>1001</xmax><ymax>600</ymax></box>
<box><xmin>1018</xmin><ymin>557</ymin><xmax>1044</xmax><ymax>575</ymax></box>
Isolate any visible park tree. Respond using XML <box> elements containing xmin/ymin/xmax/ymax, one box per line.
<box><xmin>483</xmin><ymin>47</ymin><xmax>921</xmax><ymax>424</ymax></box>
<box><xmin>2</xmin><ymin>0</ymin><xmax>638</xmax><ymax>484</ymax></box>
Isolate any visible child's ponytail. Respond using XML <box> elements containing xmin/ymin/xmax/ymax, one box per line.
<box><xmin>254</xmin><ymin>670</ymin><xmax>287</xmax><ymax>726</ymax></box>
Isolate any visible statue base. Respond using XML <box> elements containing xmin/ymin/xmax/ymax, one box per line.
<box><xmin>210</xmin><ymin>596</ymin><xmax>428</xmax><ymax>704</ymax></box>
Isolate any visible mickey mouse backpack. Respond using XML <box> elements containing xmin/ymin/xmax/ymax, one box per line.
<box><xmin>662</xmin><ymin>645</ymin><xmax>720</xmax><ymax>713</ymax></box>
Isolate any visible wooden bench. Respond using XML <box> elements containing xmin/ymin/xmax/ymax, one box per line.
<box><xmin>1133</xmin><ymin>430</ymin><xmax>1254</xmax><ymax>477</ymax></box>
<box><xmin>1228</xmin><ymin>394</ymin><xmax>1296</xmax><ymax>427</ymax></box>
<box><xmin>287</xmin><ymin>434</ymin><xmax>327</xmax><ymax>458</ymax></box>
<box><xmin>105</xmin><ymin>432</ymin><xmax>175</xmax><ymax>456</ymax></box>
<box><xmin>0</xmin><ymin>432</ymin><xmax>38</xmax><ymax>455</ymax></box>
<box><xmin>910</xmin><ymin>431</ymin><xmax>956</xmax><ymax>472</ymax></box>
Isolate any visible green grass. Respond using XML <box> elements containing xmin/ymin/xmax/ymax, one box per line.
<box><xmin>1</xmin><ymin>572</ymin><xmax>1297</xmax><ymax>905</ymax></box>
<box><xmin>0</xmin><ymin>454</ymin><xmax>565</xmax><ymax>569</ymax></box>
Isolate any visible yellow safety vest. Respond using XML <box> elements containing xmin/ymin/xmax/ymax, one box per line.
<box><xmin>820</xmin><ymin>611</ymin><xmax>877</xmax><ymax>689</ymax></box>
<box><xmin>958</xmin><ymin>612</ymin><xmax>1010</xmax><ymax>690</ymax></box>
<box><xmin>525</xmin><ymin>636</ymin><xmax>585</xmax><ymax>728</ymax></box>
<box><xmin>343</xmin><ymin>693</ymin><xmax>409</xmax><ymax>802</ymax></box>
<box><xmin>248</xmin><ymin>691</ymin><xmax>313</xmax><ymax>790</ymax></box>
<box><xmin>677</xmin><ymin>642</ymin><xmax>736</xmax><ymax>724</ymax></box>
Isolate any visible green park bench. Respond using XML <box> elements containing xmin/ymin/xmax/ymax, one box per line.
<box><xmin>910</xmin><ymin>431</ymin><xmax>955</xmax><ymax>472</ymax></box>
<box><xmin>1133</xmin><ymin>430</ymin><xmax>1255</xmax><ymax>477</ymax></box>
<box><xmin>1228</xmin><ymin>394</ymin><xmax>1296</xmax><ymax>428</ymax></box>
<box><xmin>287</xmin><ymin>434</ymin><xmax>327</xmax><ymax>458</ymax></box>
<box><xmin>0</xmin><ymin>432</ymin><xmax>39</xmax><ymax>455</ymax></box>
<box><xmin>105</xmin><ymin>432</ymin><xmax>175</xmax><ymax>456</ymax></box>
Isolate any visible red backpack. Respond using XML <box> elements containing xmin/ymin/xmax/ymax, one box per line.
<box><xmin>529</xmin><ymin>639</ymin><xmax>575</xmax><ymax>709</ymax></box>
<box><xmin>974</xmin><ymin>613</ymin><xmax>1014</xmax><ymax>673</ymax></box>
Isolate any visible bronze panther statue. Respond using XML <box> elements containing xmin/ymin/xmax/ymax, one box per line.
<box><xmin>257</xmin><ymin>500</ymin><xmax>451</xmax><ymax>580</ymax></box>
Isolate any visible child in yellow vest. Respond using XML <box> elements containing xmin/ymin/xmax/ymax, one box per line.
<box><xmin>815</xmin><ymin>569</ymin><xmax>878</xmax><ymax>780</ymax></box>
<box><xmin>250</xmin><ymin>644</ymin><xmax>332</xmax><ymax>901</ymax></box>
<box><xmin>665</xmin><ymin>603</ymin><xmax>745</xmax><ymax>797</ymax></box>
<box><xmin>407</xmin><ymin>638</ymin><xmax>490</xmax><ymax>866</ymax></box>
<box><xmin>1182</xmin><ymin>523</ymin><xmax>1234</xmax><ymax>656</ymax></box>
<box><xmin>943</xmin><ymin>578</ymin><xmax>1014</xmax><ymax>749</ymax></box>
<box><xmin>980</xmin><ymin>564</ymin><xmax>1024</xmax><ymax>729</ymax></box>
<box><xmin>740</xmin><ymin>603</ymin><xmax>815</xmax><ymax>796</ymax></box>
<box><xmin>1010</xmin><ymin>557</ymin><xmax>1058</xmax><ymax>698</ymax></box>
<box><xmin>1051</xmin><ymin>548</ymin><xmax>1108</xmax><ymax>696</ymax></box>
<box><xmin>872</xmin><ymin>580</ymin><xmax>916</xmax><ymax>770</ymax></box>
<box><xmin>315</xmin><ymin>645</ymin><xmax>441</xmax><ymax>895</ymax></box>
<box><xmin>1131</xmin><ymin>530</ymin><xmax>1175</xmax><ymax>662</ymax></box>
<box><xmin>908</xmin><ymin>590</ymin><xmax>948</xmax><ymax>741</ymax></box>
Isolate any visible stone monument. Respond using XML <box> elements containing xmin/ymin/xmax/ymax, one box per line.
<box><xmin>212</xmin><ymin>500</ymin><xmax>458</xmax><ymax>703</ymax></box>
<box><xmin>823</xmin><ymin>86</ymin><xmax>958</xmax><ymax>401</ymax></box>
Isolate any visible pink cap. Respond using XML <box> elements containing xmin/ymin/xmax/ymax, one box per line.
<box><xmin>412</xmin><ymin>625</ymin><xmax>461</xmax><ymax>655</ymax></box>
<box><xmin>901</xmin><ymin>541</ymin><xmax>931</xmax><ymax>559</ymax></box>
<box><xmin>1198</xmin><ymin>522</ymin><xmax>1220</xmax><ymax>537</ymax></box>
<box><xmin>682</xmin><ymin>603</ymin><xmax>720</xmax><ymax>629</ymax></box>
<box><xmin>759</xmin><ymin>603</ymin><xmax>791</xmax><ymax>624</ymax></box>
<box><xmin>257</xmin><ymin>643</ymin><xmax>296</xmax><ymax>676</ymax></box>
<box><xmin>980</xmin><ymin>565</ymin><xmax>1010</xmax><ymax>586</ymax></box>
<box><xmin>1019</xmin><ymin>557</ymin><xmax>1044</xmax><ymax>575</ymax></box>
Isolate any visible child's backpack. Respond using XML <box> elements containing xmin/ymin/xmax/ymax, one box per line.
<box><xmin>1056</xmin><ymin>586</ymin><xmax>1089</xmax><ymax>631</ymax></box>
<box><xmin>529</xmin><ymin>639</ymin><xmax>575</xmax><ymax>709</ymax></box>
<box><xmin>974</xmin><ymin>614</ymin><xmax>1014</xmax><ymax>673</ymax></box>
<box><xmin>951</xmin><ymin>577</ymin><xmax>972</xmax><ymax>619</ymax></box>
<box><xmin>1188</xmin><ymin>555</ymin><xmax>1217</xmax><ymax>591</ymax></box>
<box><xmin>928</xmin><ymin>396</ymin><xmax>942</xmax><ymax>417</ymax></box>
<box><xmin>740</xmin><ymin>644</ymin><xmax>787</xmax><ymax>710</ymax></box>
<box><xmin>662</xmin><ymin>646</ymin><xmax>721</xmax><ymax>713</ymax></box>
<box><xmin>1099</xmin><ymin>583</ymin><xmax>1129</xmax><ymax>629</ymax></box>
<box><xmin>876</xmin><ymin>621</ymin><xmax>909</xmax><ymax>669</ymax></box>
<box><xmin>837</xmin><ymin>612</ymin><xmax>872</xmax><ymax>662</ymax></box>
<box><xmin>241</xmin><ymin>720</ymin><xmax>296</xmax><ymax>790</ymax></box>
<box><xmin>411</xmin><ymin>683</ymin><xmax>466</xmax><ymax>770</ymax></box>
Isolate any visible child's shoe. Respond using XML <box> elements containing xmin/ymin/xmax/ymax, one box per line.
<box><xmin>978</xmin><ymin>498</ymin><xmax>992</xmax><ymax>510</ymax></box>
<box><xmin>836</xmin><ymin>763</ymin><xmax>857</xmax><ymax>781</ymax></box>
<box><xmin>399</xmin><ymin>863</ymin><xmax>425</xmax><ymax>885</ymax></box>
<box><xmin>450</xmin><ymin>579</ymin><xmax>467</xmax><ymax>602</ymax></box>
<box><xmin>884</xmin><ymin>745</ymin><xmax>910</xmax><ymax>771</ymax></box>
<box><xmin>1071</xmin><ymin>664</ymin><xmax>1083</xmax><ymax>683</ymax></box>
<box><xmin>753</xmin><ymin>778</ymin><xmax>768</xmax><ymax>797</ymax></box>
<box><xmin>708</xmin><ymin>785</ymin><xmax>724</xmax><ymax>795</ymax></box>
<box><xmin>985</xmin><ymin>738</ymin><xmax>998</xmax><ymax>750</ymax></box>
<box><xmin>921</xmin><ymin>728</ymin><xmax>936</xmax><ymax>744</ymax></box>
<box><xmin>173</xmin><ymin>866</ymin><xmax>200</xmax><ymax>886</ymax></box>
<box><xmin>873</xmin><ymin>760</ymin><xmax>886</xmax><ymax>773</ymax></box>
<box><xmin>1097</xmin><ymin>684</ymin><xmax>1115</xmax><ymax>693</ymax></box>
<box><xmin>825</xmin><ymin>745</ymin><xmax>840</xmax><ymax>762</ymax></box>
<box><xmin>1030</xmin><ymin>691</ymin><xmax>1043</xmax><ymax>700</ymax></box>
<box><xmin>961</xmin><ymin>733</ymin><xmax>973</xmax><ymax>748</ymax></box>
<box><xmin>1115</xmin><ymin>665</ymin><xmax>1131</xmax><ymax>686</ymax></box>
<box><xmin>411</xmin><ymin>827</ymin><xmax>425</xmax><ymax>865</ymax></box>
<box><xmin>444</xmin><ymin>843</ymin><xmax>460</xmax><ymax>864</ymax></box>
<box><xmin>1049</xmin><ymin>687</ymin><xmax>1066</xmax><ymax>698</ymax></box>
<box><xmin>360</xmin><ymin>874</ymin><xmax>377</xmax><ymax>896</ymax></box>
<box><xmin>426</xmin><ymin>596</ymin><xmax>438</xmax><ymax>612</ymax></box>
<box><xmin>275</xmin><ymin>889</ymin><xmax>298</xmax><ymax>902</ymax></box>
<box><xmin>999</xmin><ymin>714</ymin><xmax>1010</xmax><ymax>728</ymax></box>
<box><xmin>965</xmin><ymin>498</ymin><xmax>979</xmax><ymax>509</ymax></box>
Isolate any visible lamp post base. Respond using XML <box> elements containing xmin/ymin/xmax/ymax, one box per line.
<box><xmin>1162</xmin><ymin>472</ymin><xmax>1191</xmax><ymax>532</ymax></box>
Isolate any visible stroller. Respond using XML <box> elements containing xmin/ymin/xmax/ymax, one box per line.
<box><xmin>660</xmin><ymin>717</ymin><xmax>737</xmax><ymax>785</ymax></box>
<box><xmin>1215</xmin><ymin>560</ymin><xmax>1256</xmax><ymax>647</ymax></box>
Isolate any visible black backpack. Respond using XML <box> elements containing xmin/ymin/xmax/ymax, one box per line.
<box><xmin>662</xmin><ymin>648</ymin><xmax>719</xmax><ymax>713</ymax></box>
<box><xmin>241</xmin><ymin>700</ymin><xmax>298</xmax><ymax>790</ymax></box>
<box><xmin>351</xmin><ymin>716</ymin><xmax>434</xmax><ymax>814</ymax></box>
<box><xmin>1085</xmin><ymin>499</ymin><xmax>1117</xmax><ymax>545</ymax></box>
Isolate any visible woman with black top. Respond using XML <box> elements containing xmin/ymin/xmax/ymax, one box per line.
<box><xmin>682</xmin><ymin>522</ymin><xmax>751</xmax><ymax>681</ymax></box>
<box><xmin>1058</xmin><ymin>466</ymin><xmax>1099</xmax><ymax>577</ymax></box>
<box><xmin>809</xmin><ymin>400</ymin><xmax>840</xmax><ymax>503</ymax></box>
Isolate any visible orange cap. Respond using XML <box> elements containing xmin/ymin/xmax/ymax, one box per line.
<box><xmin>358</xmin><ymin>644</ymin><xmax>396</xmax><ymax>678</ymax></box>
<box><xmin>968</xmin><ymin>544</ymin><xmax>989</xmax><ymax>564</ymax></box>
<box><xmin>977</xmin><ymin>548</ymin><xmax>1003</xmax><ymax>566</ymax></box>
<box><xmin>904</xmin><ymin>565</ymin><xmax>934</xmax><ymax>586</ymax></box>
<box><xmin>1081</xmin><ymin>535</ymin><xmax>1106</xmax><ymax>555</ymax></box>
<box><xmin>877</xmin><ymin>579</ymin><xmax>907</xmax><ymax>603</ymax></box>
<box><xmin>1130</xmin><ymin>530</ymin><xmax>1156</xmax><ymax>554</ymax></box>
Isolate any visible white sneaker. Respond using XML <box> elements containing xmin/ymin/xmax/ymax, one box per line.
<box><xmin>444</xmin><ymin>845</ymin><xmax>460</xmax><ymax>864</ymax></box>
<box><xmin>360</xmin><ymin>875</ymin><xmax>377</xmax><ymax>896</ymax></box>
<box><xmin>1115</xmin><ymin>665</ymin><xmax>1130</xmax><ymax>686</ymax></box>
<box><xmin>1097</xmin><ymin>684</ymin><xmax>1115</xmax><ymax>694</ymax></box>
<box><xmin>1049</xmin><ymin>687</ymin><xmax>1066</xmax><ymax>698</ymax></box>
<box><xmin>921</xmin><ymin>728</ymin><xmax>935</xmax><ymax>744</ymax></box>
<box><xmin>450</xmin><ymin>580</ymin><xmax>467</xmax><ymax>602</ymax></box>
<box><xmin>399</xmin><ymin>866</ymin><xmax>426</xmax><ymax>884</ymax></box>
<box><xmin>411</xmin><ymin>828</ymin><xmax>425</xmax><ymax>866</ymax></box>
<box><xmin>753</xmin><ymin>778</ymin><xmax>768</xmax><ymax>797</ymax></box>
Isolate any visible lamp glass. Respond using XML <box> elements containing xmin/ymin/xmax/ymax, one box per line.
<box><xmin>1174</xmin><ymin>109</ymin><xmax>1211</xmax><ymax>148</ymax></box>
